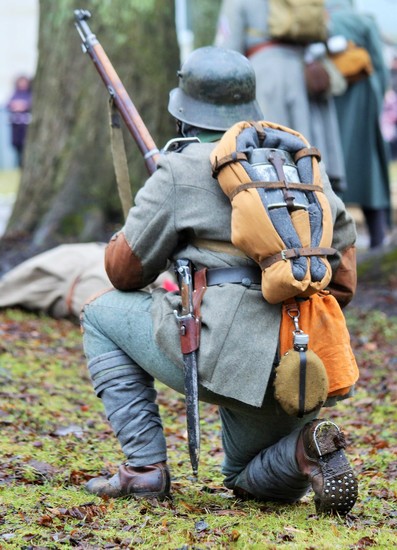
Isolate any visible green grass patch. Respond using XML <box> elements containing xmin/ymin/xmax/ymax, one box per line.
<box><xmin>0</xmin><ymin>308</ymin><xmax>396</xmax><ymax>548</ymax></box>
<box><xmin>0</xmin><ymin>169</ymin><xmax>20</xmax><ymax>196</ymax></box>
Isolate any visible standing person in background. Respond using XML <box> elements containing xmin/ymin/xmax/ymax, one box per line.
<box><xmin>304</xmin><ymin>41</ymin><xmax>348</xmax><ymax>195</ymax></box>
<box><xmin>214</xmin><ymin>0</ymin><xmax>313</xmax><ymax>138</ymax></box>
<box><xmin>6</xmin><ymin>75</ymin><xmax>32</xmax><ymax>167</ymax></box>
<box><xmin>214</xmin><ymin>0</ymin><xmax>347</xmax><ymax>195</ymax></box>
<box><xmin>326</xmin><ymin>0</ymin><xmax>392</xmax><ymax>249</ymax></box>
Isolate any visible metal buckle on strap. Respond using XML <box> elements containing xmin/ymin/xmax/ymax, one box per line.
<box><xmin>205</xmin><ymin>266</ymin><xmax>262</xmax><ymax>287</ymax></box>
<box><xmin>268</xmin><ymin>202</ymin><xmax>308</xmax><ymax>210</ymax></box>
<box><xmin>281</xmin><ymin>250</ymin><xmax>288</xmax><ymax>261</ymax></box>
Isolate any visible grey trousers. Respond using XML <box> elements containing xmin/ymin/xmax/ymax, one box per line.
<box><xmin>81</xmin><ymin>289</ymin><xmax>316</xmax><ymax>502</ymax></box>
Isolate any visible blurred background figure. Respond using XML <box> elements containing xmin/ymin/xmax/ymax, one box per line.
<box><xmin>304</xmin><ymin>40</ymin><xmax>348</xmax><ymax>194</ymax></box>
<box><xmin>326</xmin><ymin>0</ymin><xmax>392</xmax><ymax>249</ymax></box>
<box><xmin>381</xmin><ymin>87</ymin><xmax>397</xmax><ymax>161</ymax></box>
<box><xmin>6</xmin><ymin>75</ymin><xmax>32</xmax><ymax>167</ymax></box>
<box><xmin>214</xmin><ymin>0</ymin><xmax>313</xmax><ymax>138</ymax></box>
<box><xmin>214</xmin><ymin>0</ymin><xmax>347</xmax><ymax>195</ymax></box>
<box><xmin>382</xmin><ymin>55</ymin><xmax>397</xmax><ymax>158</ymax></box>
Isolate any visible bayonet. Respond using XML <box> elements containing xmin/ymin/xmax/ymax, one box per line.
<box><xmin>174</xmin><ymin>258</ymin><xmax>200</xmax><ymax>477</ymax></box>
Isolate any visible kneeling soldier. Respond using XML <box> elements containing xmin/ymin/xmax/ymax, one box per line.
<box><xmin>81</xmin><ymin>46</ymin><xmax>358</xmax><ymax>515</ymax></box>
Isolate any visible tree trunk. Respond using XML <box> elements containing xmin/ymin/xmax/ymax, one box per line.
<box><xmin>1</xmin><ymin>0</ymin><xmax>179</xmax><ymax>267</ymax></box>
<box><xmin>192</xmin><ymin>0</ymin><xmax>221</xmax><ymax>48</ymax></box>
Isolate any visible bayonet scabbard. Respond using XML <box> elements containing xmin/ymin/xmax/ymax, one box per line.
<box><xmin>174</xmin><ymin>259</ymin><xmax>200</xmax><ymax>477</ymax></box>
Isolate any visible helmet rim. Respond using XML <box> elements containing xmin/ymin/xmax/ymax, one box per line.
<box><xmin>168</xmin><ymin>87</ymin><xmax>263</xmax><ymax>131</ymax></box>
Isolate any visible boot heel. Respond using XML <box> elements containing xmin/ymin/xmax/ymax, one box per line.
<box><xmin>315</xmin><ymin>451</ymin><xmax>358</xmax><ymax>514</ymax></box>
<box><xmin>312</xmin><ymin>420</ymin><xmax>345</xmax><ymax>456</ymax></box>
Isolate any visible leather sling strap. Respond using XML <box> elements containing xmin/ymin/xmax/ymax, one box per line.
<box><xmin>298</xmin><ymin>351</ymin><xmax>307</xmax><ymax>418</ymax></box>
<box><xmin>108</xmin><ymin>100</ymin><xmax>133</xmax><ymax>221</ymax></box>
<box><xmin>245</xmin><ymin>40</ymin><xmax>282</xmax><ymax>58</ymax></box>
<box><xmin>260</xmin><ymin>246</ymin><xmax>337</xmax><ymax>269</ymax></box>
<box><xmin>193</xmin><ymin>268</ymin><xmax>208</xmax><ymax>320</ymax></box>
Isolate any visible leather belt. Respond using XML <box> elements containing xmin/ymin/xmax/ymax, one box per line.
<box><xmin>205</xmin><ymin>266</ymin><xmax>262</xmax><ymax>287</ymax></box>
<box><xmin>245</xmin><ymin>40</ymin><xmax>296</xmax><ymax>57</ymax></box>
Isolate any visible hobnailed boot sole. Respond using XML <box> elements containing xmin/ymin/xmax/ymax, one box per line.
<box><xmin>310</xmin><ymin>421</ymin><xmax>358</xmax><ymax>515</ymax></box>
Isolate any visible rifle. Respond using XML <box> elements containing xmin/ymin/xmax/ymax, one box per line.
<box><xmin>74</xmin><ymin>9</ymin><xmax>160</xmax><ymax>176</ymax></box>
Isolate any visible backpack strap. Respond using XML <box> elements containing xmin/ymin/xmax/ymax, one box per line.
<box><xmin>228</xmin><ymin>181</ymin><xmax>323</xmax><ymax>200</ymax></box>
<box><xmin>294</xmin><ymin>147</ymin><xmax>321</xmax><ymax>163</ymax></box>
<box><xmin>212</xmin><ymin>152</ymin><xmax>248</xmax><ymax>177</ymax></box>
<box><xmin>260</xmin><ymin>247</ymin><xmax>337</xmax><ymax>269</ymax></box>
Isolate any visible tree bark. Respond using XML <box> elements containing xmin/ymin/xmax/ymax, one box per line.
<box><xmin>1</xmin><ymin>0</ymin><xmax>179</xmax><ymax>265</ymax></box>
<box><xmin>192</xmin><ymin>0</ymin><xmax>221</xmax><ymax>48</ymax></box>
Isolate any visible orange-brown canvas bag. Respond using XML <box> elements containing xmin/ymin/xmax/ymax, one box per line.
<box><xmin>279</xmin><ymin>291</ymin><xmax>359</xmax><ymax>397</ymax></box>
<box><xmin>210</xmin><ymin>120</ymin><xmax>335</xmax><ymax>304</ymax></box>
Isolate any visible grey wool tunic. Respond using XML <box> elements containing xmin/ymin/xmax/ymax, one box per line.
<box><xmin>116</xmin><ymin>141</ymin><xmax>356</xmax><ymax>407</ymax></box>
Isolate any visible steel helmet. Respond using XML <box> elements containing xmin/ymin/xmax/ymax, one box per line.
<box><xmin>168</xmin><ymin>46</ymin><xmax>263</xmax><ymax>131</ymax></box>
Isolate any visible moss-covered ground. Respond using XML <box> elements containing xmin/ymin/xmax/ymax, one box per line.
<box><xmin>0</xmin><ymin>302</ymin><xmax>396</xmax><ymax>549</ymax></box>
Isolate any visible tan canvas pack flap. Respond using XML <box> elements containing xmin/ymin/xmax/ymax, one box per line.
<box><xmin>268</xmin><ymin>0</ymin><xmax>327</xmax><ymax>44</ymax></box>
<box><xmin>210</xmin><ymin>120</ymin><xmax>335</xmax><ymax>304</ymax></box>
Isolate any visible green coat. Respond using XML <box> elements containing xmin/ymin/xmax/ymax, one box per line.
<box><xmin>110</xmin><ymin>142</ymin><xmax>356</xmax><ymax>407</ymax></box>
<box><xmin>215</xmin><ymin>0</ymin><xmax>312</xmax><ymax>138</ymax></box>
<box><xmin>328</xmin><ymin>5</ymin><xmax>391</xmax><ymax>209</ymax></box>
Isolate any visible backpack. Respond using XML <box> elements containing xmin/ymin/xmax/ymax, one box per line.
<box><xmin>268</xmin><ymin>0</ymin><xmax>327</xmax><ymax>44</ymax></box>
<box><xmin>210</xmin><ymin>120</ymin><xmax>336</xmax><ymax>305</ymax></box>
<box><xmin>210</xmin><ymin>120</ymin><xmax>358</xmax><ymax>416</ymax></box>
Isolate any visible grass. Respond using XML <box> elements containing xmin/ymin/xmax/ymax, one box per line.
<box><xmin>0</xmin><ymin>163</ymin><xmax>396</xmax><ymax>548</ymax></box>
<box><xmin>0</xmin><ymin>306</ymin><xmax>396</xmax><ymax>549</ymax></box>
<box><xmin>0</xmin><ymin>169</ymin><xmax>20</xmax><ymax>196</ymax></box>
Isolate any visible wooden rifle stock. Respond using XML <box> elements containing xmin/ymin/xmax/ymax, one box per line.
<box><xmin>74</xmin><ymin>9</ymin><xmax>159</xmax><ymax>175</ymax></box>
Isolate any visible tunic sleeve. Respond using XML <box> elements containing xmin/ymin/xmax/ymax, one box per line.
<box><xmin>105</xmin><ymin>155</ymin><xmax>178</xmax><ymax>290</ymax></box>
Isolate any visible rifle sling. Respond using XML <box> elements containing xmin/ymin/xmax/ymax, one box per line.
<box><xmin>108</xmin><ymin>100</ymin><xmax>133</xmax><ymax>221</ymax></box>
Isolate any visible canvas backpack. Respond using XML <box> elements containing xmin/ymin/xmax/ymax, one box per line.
<box><xmin>210</xmin><ymin>120</ymin><xmax>358</xmax><ymax>417</ymax></box>
<box><xmin>267</xmin><ymin>0</ymin><xmax>327</xmax><ymax>44</ymax></box>
<box><xmin>210</xmin><ymin>120</ymin><xmax>336</xmax><ymax>305</ymax></box>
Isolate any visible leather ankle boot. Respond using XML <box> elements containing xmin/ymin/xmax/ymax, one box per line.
<box><xmin>85</xmin><ymin>462</ymin><xmax>171</xmax><ymax>499</ymax></box>
<box><xmin>296</xmin><ymin>419</ymin><xmax>358</xmax><ymax>515</ymax></box>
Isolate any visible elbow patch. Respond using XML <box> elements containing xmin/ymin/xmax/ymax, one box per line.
<box><xmin>328</xmin><ymin>245</ymin><xmax>357</xmax><ymax>307</ymax></box>
<box><xmin>105</xmin><ymin>232</ymin><xmax>144</xmax><ymax>290</ymax></box>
